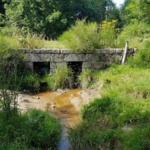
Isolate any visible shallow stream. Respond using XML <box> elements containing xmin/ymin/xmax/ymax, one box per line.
<box><xmin>37</xmin><ymin>89</ymin><xmax>82</xmax><ymax>150</ymax></box>
<box><xmin>18</xmin><ymin>88</ymin><xmax>100</xmax><ymax>150</ymax></box>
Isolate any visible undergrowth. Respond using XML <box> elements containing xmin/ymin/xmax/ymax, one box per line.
<box><xmin>42</xmin><ymin>66</ymin><xmax>73</xmax><ymax>90</ymax></box>
<box><xmin>0</xmin><ymin>109</ymin><xmax>61</xmax><ymax>150</ymax></box>
<box><xmin>69</xmin><ymin>60</ymin><xmax>150</xmax><ymax>149</ymax></box>
<box><xmin>0</xmin><ymin>27</ymin><xmax>66</xmax><ymax>49</ymax></box>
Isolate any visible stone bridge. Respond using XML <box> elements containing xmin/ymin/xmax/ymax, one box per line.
<box><xmin>24</xmin><ymin>48</ymin><xmax>136</xmax><ymax>74</ymax></box>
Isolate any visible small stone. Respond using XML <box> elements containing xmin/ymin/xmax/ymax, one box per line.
<box><xmin>52</xmin><ymin>105</ymin><xmax>56</xmax><ymax>108</ymax></box>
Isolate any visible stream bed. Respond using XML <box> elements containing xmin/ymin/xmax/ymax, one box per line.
<box><xmin>17</xmin><ymin>88</ymin><xmax>100</xmax><ymax>150</ymax></box>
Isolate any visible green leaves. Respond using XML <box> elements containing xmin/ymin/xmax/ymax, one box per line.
<box><xmin>3</xmin><ymin>0</ymin><xmax>121</xmax><ymax>38</ymax></box>
<box><xmin>123</xmin><ymin>0</ymin><xmax>150</xmax><ymax>24</ymax></box>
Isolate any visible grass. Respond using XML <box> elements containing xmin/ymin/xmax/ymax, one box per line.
<box><xmin>41</xmin><ymin>66</ymin><xmax>73</xmax><ymax>90</ymax></box>
<box><xmin>58</xmin><ymin>20</ymin><xmax>102</xmax><ymax>53</ymax></box>
<box><xmin>117</xmin><ymin>22</ymin><xmax>150</xmax><ymax>49</ymax></box>
<box><xmin>0</xmin><ymin>109</ymin><xmax>61</xmax><ymax>150</ymax></box>
<box><xmin>78</xmin><ymin>69</ymin><xmax>93</xmax><ymax>89</ymax></box>
<box><xmin>0</xmin><ymin>27</ymin><xmax>66</xmax><ymax>49</ymax></box>
<box><xmin>68</xmin><ymin>63</ymin><xmax>150</xmax><ymax>149</ymax></box>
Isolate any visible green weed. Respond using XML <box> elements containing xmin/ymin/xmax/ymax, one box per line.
<box><xmin>43</xmin><ymin>66</ymin><xmax>73</xmax><ymax>90</ymax></box>
<box><xmin>59</xmin><ymin>20</ymin><xmax>101</xmax><ymax>53</ymax></box>
<box><xmin>78</xmin><ymin>69</ymin><xmax>93</xmax><ymax>89</ymax></box>
<box><xmin>69</xmin><ymin>64</ymin><xmax>150</xmax><ymax>149</ymax></box>
<box><xmin>0</xmin><ymin>109</ymin><xmax>61</xmax><ymax>150</ymax></box>
<box><xmin>117</xmin><ymin>22</ymin><xmax>150</xmax><ymax>49</ymax></box>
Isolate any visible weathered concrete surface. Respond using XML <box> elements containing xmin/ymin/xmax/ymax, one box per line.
<box><xmin>24</xmin><ymin>48</ymin><xmax>136</xmax><ymax>73</ymax></box>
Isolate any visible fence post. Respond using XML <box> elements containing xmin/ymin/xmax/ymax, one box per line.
<box><xmin>122</xmin><ymin>41</ymin><xmax>128</xmax><ymax>64</ymax></box>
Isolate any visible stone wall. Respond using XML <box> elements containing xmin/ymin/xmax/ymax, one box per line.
<box><xmin>24</xmin><ymin>48</ymin><xmax>136</xmax><ymax>73</ymax></box>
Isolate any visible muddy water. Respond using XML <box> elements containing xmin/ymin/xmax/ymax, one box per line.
<box><xmin>38</xmin><ymin>89</ymin><xmax>82</xmax><ymax>150</ymax></box>
<box><xmin>18</xmin><ymin>88</ymin><xmax>100</xmax><ymax>150</ymax></box>
<box><xmin>38</xmin><ymin>89</ymin><xmax>81</xmax><ymax>127</ymax></box>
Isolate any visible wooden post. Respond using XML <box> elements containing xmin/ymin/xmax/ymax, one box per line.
<box><xmin>122</xmin><ymin>41</ymin><xmax>128</xmax><ymax>64</ymax></box>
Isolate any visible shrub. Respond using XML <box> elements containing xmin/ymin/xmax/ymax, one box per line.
<box><xmin>0</xmin><ymin>109</ymin><xmax>61</xmax><ymax>150</ymax></box>
<box><xmin>18</xmin><ymin>32</ymin><xmax>45</xmax><ymax>49</ymax></box>
<box><xmin>59</xmin><ymin>19</ymin><xmax>119</xmax><ymax>52</ymax></box>
<box><xmin>128</xmin><ymin>48</ymin><xmax>150</xmax><ymax>68</ymax></box>
<box><xmin>59</xmin><ymin>20</ymin><xmax>101</xmax><ymax>53</ymax></box>
<box><xmin>100</xmin><ymin>20</ymin><xmax>118</xmax><ymax>48</ymax></box>
<box><xmin>0</xmin><ymin>33</ymin><xmax>19</xmax><ymax>51</ymax></box>
<box><xmin>117</xmin><ymin>22</ymin><xmax>150</xmax><ymax>49</ymax></box>
<box><xmin>24</xmin><ymin>109</ymin><xmax>61</xmax><ymax>149</ymax></box>
<box><xmin>20</xmin><ymin>72</ymin><xmax>40</xmax><ymax>92</ymax></box>
<box><xmin>0</xmin><ymin>26</ymin><xmax>66</xmax><ymax>49</ymax></box>
<box><xmin>44</xmin><ymin>66</ymin><xmax>73</xmax><ymax>90</ymax></box>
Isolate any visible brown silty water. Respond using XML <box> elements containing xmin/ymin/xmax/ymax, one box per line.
<box><xmin>38</xmin><ymin>89</ymin><xmax>82</xmax><ymax>150</ymax></box>
<box><xmin>37</xmin><ymin>89</ymin><xmax>81</xmax><ymax>127</ymax></box>
<box><xmin>18</xmin><ymin>88</ymin><xmax>100</xmax><ymax>126</ymax></box>
<box><xmin>18</xmin><ymin>88</ymin><xmax>100</xmax><ymax>150</ymax></box>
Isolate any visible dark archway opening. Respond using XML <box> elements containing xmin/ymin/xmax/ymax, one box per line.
<box><xmin>33</xmin><ymin>62</ymin><xmax>50</xmax><ymax>76</ymax></box>
<box><xmin>33</xmin><ymin>62</ymin><xmax>50</xmax><ymax>91</ymax></box>
<box><xmin>67</xmin><ymin>62</ymin><xmax>82</xmax><ymax>88</ymax></box>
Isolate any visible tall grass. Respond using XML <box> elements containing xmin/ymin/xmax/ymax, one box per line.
<box><xmin>78</xmin><ymin>69</ymin><xmax>93</xmax><ymax>89</ymax></box>
<box><xmin>128</xmin><ymin>48</ymin><xmax>150</xmax><ymax>69</ymax></box>
<box><xmin>68</xmin><ymin>64</ymin><xmax>150</xmax><ymax>149</ymax></box>
<box><xmin>0</xmin><ymin>109</ymin><xmax>61</xmax><ymax>149</ymax></box>
<box><xmin>42</xmin><ymin>66</ymin><xmax>73</xmax><ymax>90</ymax></box>
<box><xmin>117</xmin><ymin>22</ymin><xmax>150</xmax><ymax>49</ymax></box>
<box><xmin>59</xmin><ymin>20</ymin><xmax>102</xmax><ymax>53</ymax></box>
<box><xmin>0</xmin><ymin>27</ymin><xmax>66</xmax><ymax>49</ymax></box>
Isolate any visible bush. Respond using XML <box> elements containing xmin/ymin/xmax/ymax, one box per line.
<box><xmin>20</xmin><ymin>72</ymin><xmax>40</xmax><ymax>92</ymax></box>
<box><xmin>18</xmin><ymin>32</ymin><xmax>45</xmax><ymax>49</ymax></box>
<box><xmin>0</xmin><ymin>33</ymin><xmax>19</xmax><ymax>51</ymax></box>
<box><xmin>0</xmin><ymin>27</ymin><xmax>66</xmax><ymax>49</ymax></box>
<box><xmin>117</xmin><ymin>22</ymin><xmax>150</xmax><ymax>49</ymax></box>
<box><xmin>24</xmin><ymin>109</ymin><xmax>61</xmax><ymax>149</ymax></box>
<box><xmin>68</xmin><ymin>65</ymin><xmax>150</xmax><ymax>149</ymax></box>
<box><xmin>44</xmin><ymin>66</ymin><xmax>73</xmax><ymax>90</ymax></box>
<box><xmin>59</xmin><ymin>20</ymin><xmax>101</xmax><ymax>53</ymax></box>
<box><xmin>128</xmin><ymin>48</ymin><xmax>150</xmax><ymax>68</ymax></box>
<box><xmin>0</xmin><ymin>109</ymin><xmax>61</xmax><ymax>150</ymax></box>
<box><xmin>59</xmin><ymin>20</ymin><xmax>119</xmax><ymax>52</ymax></box>
<box><xmin>100</xmin><ymin>20</ymin><xmax>118</xmax><ymax>48</ymax></box>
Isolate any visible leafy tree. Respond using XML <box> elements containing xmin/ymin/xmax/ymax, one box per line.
<box><xmin>0</xmin><ymin>1</ymin><xmax>5</xmax><ymax>26</ymax></box>
<box><xmin>105</xmin><ymin>0</ymin><xmax>123</xmax><ymax>27</ymax></box>
<box><xmin>3</xmin><ymin>0</ymin><xmax>74</xmax><ymax>38</ymax></box>
<box><xmin>122</xmin><ymin>0</ymin><xmax>150</xmax><ymax>24</ymax></box>
<box><xmin>0</xmin><ymin>1</ymin><xmax>5</xmax><ymax>14</ymax></box>
<box><xmin>72</xmin><ymin>0</ymin><xmax>121</xmax><ymax>24</ymax></box>
<box><xmin>3</xmin><ymin>0</ymin><xmax>122</xmax><ymax>38</ymax></box>
<box><xmin>71</xmin><ymin>0</ymin><xmax>106</xmax><ymax>22</ymax></box>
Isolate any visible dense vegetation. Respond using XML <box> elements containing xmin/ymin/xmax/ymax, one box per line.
<box><xmin>1</xmin><ymin>0</ymin><xmax>120</xmax><ymax>39</ymax></box>
<box><xmin>0</xmin><ymin>0</ymin><xmax>150</xmax><ymax>149</ymax></box>
<box><xmin>69</xmin><ymin>60</ymin><xmax>150</xmax><ymax>149</ymax></box>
